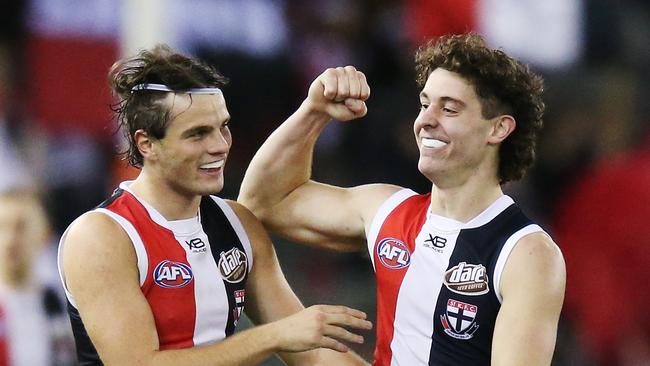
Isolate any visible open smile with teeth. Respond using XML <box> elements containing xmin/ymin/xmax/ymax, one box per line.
<box><xmin>421</xmin><ymin>137</ymin><xmax>448</xmax><ymax>148</ymax></box>
<box><xmin>200</xmin><ymin>160</ymin><xmax>225</xmax><ymax>170</ymax></box>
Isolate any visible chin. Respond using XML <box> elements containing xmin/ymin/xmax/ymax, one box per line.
<box><xmin>418</xmin><ymin>160</ymin><xmax>442</xmax><ymax>183</ymax></box>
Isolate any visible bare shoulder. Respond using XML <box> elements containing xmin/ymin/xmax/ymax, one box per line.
<box><xmin>348</xmin><ymin>183</ymin><xmax>403</xmax><ymax>222</ymax></box>
<box><xmin>225</xmin><ymin>199</ymin><xmax>272</xmax><ymax>253</ymax></box>
<box><xmin>62</xmin><ymin>211</ymin><xmax>137</xmax><ymax>287</ymax></box>
<box><xmin>501</xmin><ymin>232</ymin><xmax>566</xmax><ymax>299</ymax></box>
<box><xmin>64</xmin><ymin>211</ymin><xmax>131</xmax><ymax>255</ymax></box>
<box><xmin>225</xmin><ymin>199</ymin><xmax>265</xmax><ymax>233</ymax></box>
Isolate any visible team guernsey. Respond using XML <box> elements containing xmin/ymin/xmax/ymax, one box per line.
<box><xmin>57</xmin><ymin>182</ymin><xmax>253</xmax><ymax>364</ymax></box>
<box><xmin>368</xmin><ymin>189</ymin><xmax>546</xmax><ymax>365</ymax></box>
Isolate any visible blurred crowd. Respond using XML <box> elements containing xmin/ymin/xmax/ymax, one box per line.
<box><xmin>0</xmin><ymin>0</ymin><xmax>648</xmax><ymax>365</ymax></box>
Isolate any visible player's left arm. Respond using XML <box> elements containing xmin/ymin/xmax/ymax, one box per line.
<box><xmin>491</xmin><ymin>232</ymin><xmax>566</xmax><ymax>365</ymax></box>
<box><xmin>226</xmin><ymin>200</ymin><xmax>371</xmax><ymax>366</ymax></box>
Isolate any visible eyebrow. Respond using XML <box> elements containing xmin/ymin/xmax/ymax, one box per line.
<box><xmin>180</xmin><ymin>116</ymin><xmax>231</xmax><ymax>138</ymax></box>
<box><xmin>420</xmin><ymin>92</ymin><xmax>467</xmax><ymax>108</ymax></box>
<box><xmin>181</xmin><ymin>125</ymin><xmax>213</xmax><ymax>138</ymax></box>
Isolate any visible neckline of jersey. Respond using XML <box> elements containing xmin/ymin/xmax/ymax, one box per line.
<box><xmin>425</xmin><ymin>195</ymin><xmax>515</xmax><ymax>232</ymax></box>
<box><xmin>119</xmin><ymin>181</ymin><xmax>203</xmax><ymax>236</ymax></box>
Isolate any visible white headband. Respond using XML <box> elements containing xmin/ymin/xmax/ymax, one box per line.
<box><xmin>131</xmin><ymin>83</ymin><xmax>222</xmax><ymax>94</ymax></box>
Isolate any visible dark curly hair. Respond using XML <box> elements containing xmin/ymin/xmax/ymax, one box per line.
<box><xmin>415</xmin><ymin>33</ymin><xmax>545</xmax><ymax>183</ymax></box>
<box><xmin>109</xmin><ymin>44</ymin><xmax>228</xmax><ymax>167</ymax></box>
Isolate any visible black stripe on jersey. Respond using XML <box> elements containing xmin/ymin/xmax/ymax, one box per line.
<box><xmin>97</xmin><ymin>188</ymin><xmax>125</xmax><ymax>209</ymax></box>
<box><xmin>67</xmin><ymin>301</ymin><xmax>103</xmax><ymax>365</ymax></box>
<box><xmin>199</xmin><ymin>196</ymin><xmax>249</xmax><ymax>337</ymax></box>
<box><xmin>429</xmin><ymin>204</ymin><xmax>533</xmax><ymax>366</ymax></box>
<box><xmin>67</xmin><ymin>188</ymin><xmax>127</xmax><ymax>364</ymax></box>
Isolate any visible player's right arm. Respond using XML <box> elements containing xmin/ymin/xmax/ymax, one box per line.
<box><xmin>239</xmin><ymin>66</ymin><xmax>401</xmax><ymax>251</ymax></box>
<box><xmin>61</xmin><ymin>212</ymin><xmax>370</xmax><ymax>366</ymax></box>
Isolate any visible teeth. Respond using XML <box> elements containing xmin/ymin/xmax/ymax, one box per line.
<box><xmin>421</xmin><ymin>137</ymin><xmax>448</xmax><ymax>148</ymax></box>
<box><xmin>200</xmin><ymin>160</ymin><xmax>224</xmax><ymax>169</ymax></box>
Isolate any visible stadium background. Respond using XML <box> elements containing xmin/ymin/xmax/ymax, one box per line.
<box><xmin>0</xmin><ymin>0</ymin><xmax>648</xmax><ymax>365</ymax></box>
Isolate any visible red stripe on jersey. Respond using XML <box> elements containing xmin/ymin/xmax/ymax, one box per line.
<box><xmin>0</xmin><ymin>304</ymin><xmax>7</xmax><ymax>366</ymax></box>
<box><xmin>373</xmin><ymin>194</ymin><xmax>430</xmax><ymax>366</ymax></box>
<box><xmin>105</xmin><ymin>191</ymin><xmax>196</xmax><ymax>350</ymax></box>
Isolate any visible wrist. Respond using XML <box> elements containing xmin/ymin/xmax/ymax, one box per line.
<box><xmin>297</xmin><ymin>99</ymin><xmax>332</xmax><ymax>126</ymax></box>
<box><xmin>256</xmin><ymin>321</ymin><xmax>284</xmax><ymax>353</ymax></box>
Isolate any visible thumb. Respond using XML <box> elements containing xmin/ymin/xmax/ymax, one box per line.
<box><xmin>344</xmin><ymin>98</ymin><xmax>367</xmax><ymax>116</ymax></box>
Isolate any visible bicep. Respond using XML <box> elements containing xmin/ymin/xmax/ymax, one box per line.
<box><xmin>229</xmin><ymin>203</ymin><xmax>304</xmax><ymax>325</ymax></box>
<box><xmin>62</xmin><ymin>214</ymin><xmax>159</xmax><ymax>365</ymax></box>
<box><xmin>492</xmin><ymin>233</ymin><xmax>566</xmax><ymax>366</ymax></box>
<box><xmin>265</xmin><ymin>181</ymin><xmax>400</xmax><ymax>251</ymax></box>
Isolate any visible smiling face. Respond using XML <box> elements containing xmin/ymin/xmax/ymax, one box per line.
<box><xmin>141</xmin><ymin>93</ymin><xmax>232</xmax><ymax>198</ymax></box>
<box><xmin>414</xmin><ymin>68</ymin><xmax>505</xmax><ymax>187</ymax></box>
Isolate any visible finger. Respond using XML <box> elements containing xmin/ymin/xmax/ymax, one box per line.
<box><xmin>325</xmin><ymin>312</ymin><xmax>373</xmax><ymax>330</ymax></box>
<box><xmin>323</xmin><ymin>325</ymin><xmax>365</xmax><ymax>344</ymax></box>
<box><xmin>321</xmin><ymin>68</ymin><xmax>339</xmax><ymax>100</ymax></box>
<box><xmin>344</xmin><ymin>66</ymin><xmax>361</xmax><ymax>98</ymax></box>
<box><xmin>344</xmin><ymin>99</ymin><xmax>367</xmax><ymax>116</ymax></box>
<box><xmin>358</xmin><ymin>71</ymin><xmax>370</xmax><ymax>101</ymax></box>
<box><xmin>335</xmin><ymin>67</ymin><xmax>349</xmax><ymax>102</ymax></box>
<box><xmin>320</xmin><ymin>336</ymin><xmax>349</xmax><ymax>353</ymax></box>
<box><xmin>320</xmin><ymin>305</ymin><xmax>368</xmax><ymax>319</ymax></box>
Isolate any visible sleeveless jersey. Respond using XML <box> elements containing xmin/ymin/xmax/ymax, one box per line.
<box><xmin>368</xmin><ymin>189</ymin><xmax>546</xmax><ymax>366</ymax></box>
<box><xmin>57</xmin><ymin>182</ymin><xmax>253</xmax><ymax>365</ymax></box>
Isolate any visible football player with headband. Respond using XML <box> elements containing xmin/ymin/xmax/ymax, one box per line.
<box><xmin>57</xmin><ymin>45</ymin><xmax>372</xmax><ymax>366</ymax></box>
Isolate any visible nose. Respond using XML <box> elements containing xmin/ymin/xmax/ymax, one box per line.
<box><xmin>414</xmin><ymin>106</ymin><xmax>438</xmax><ymax>132</ymax></box>
<box><xmin>207</xmin><ymin>129</ymin><xmax>231</xmax><ymax>154</ymax></box>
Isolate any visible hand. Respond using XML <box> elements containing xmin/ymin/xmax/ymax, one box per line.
<box><xmin>304</xmin><ymin>66</ymin><xmax>370</xmax><ymax>122</ymax></box>
<box><xmin>271</xmin><ymin>305</ymin><xmax>373</xmax><ymax>353</ymax></box>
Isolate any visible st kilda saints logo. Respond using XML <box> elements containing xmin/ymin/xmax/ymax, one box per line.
<box><xmin>232</xmin><ymin>290</ymin><xmax>246</xmax><ymax>326</ymax></box>
<box><xmin>440</xmin><ymin>299</ymin><xmax>480</xmax><ymax>340</ymax></box>
<box><xmin>443</xmin><ymin>262</ymin><xmax>489</xmax><ymax>295</ymax></box>
<box><xmin>376</xmin><ymin>238</ymin><xmax>411</xmax><ymax>269</ymax></box>
<box><xmin>218</xmin><ymin>248</ymin><xmax>248</xmax><ymax>283</ymax></box>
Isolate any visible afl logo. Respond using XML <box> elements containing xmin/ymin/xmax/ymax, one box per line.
<box><xmin>218</xmin><ymin>248</ymin><xmax>248</xmax><ymax>283</ymax></box>
<box><xmin>377</xmin><ymin>238</ymin><xmax>411</xmax><ymax>269</ymax></box>
<box><xmin>153</xmin><ymin>260</ymin><xmax>193</xmax><ymax>288</ymax></box>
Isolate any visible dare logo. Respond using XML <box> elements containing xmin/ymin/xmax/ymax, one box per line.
<box><xmin>376</xmin><ymin>238</ymin><xmax>411</xmax><ymax>269</ymax></box>
<box><xmin>153</xmin><ymin>260</ymin><xmax>193</xmax><ymax>288</ymax></box>
<box><xmin>444</xmin><ymin>262</ymin><xmax>489</xmax><ymax>295</ymax></box>
<box><xmin>218</xmin><ymin>248</ymin><xmax>248</xmax><ymax>283</ymax></box>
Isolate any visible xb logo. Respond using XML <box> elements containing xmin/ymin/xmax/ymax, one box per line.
<box><xmin>424</xmin><ymin>234</ymin><xmax>447</xmax><ymax>253</ymax></box>
<box><xmin>425</xmin><ymin>234</ymin><xmax>447</xmax><ymax>248</ymax></box>
<box><xmin>185</xmin><ymin>238</ymin><xmax>207</xmax><ymax>253</ymax></box>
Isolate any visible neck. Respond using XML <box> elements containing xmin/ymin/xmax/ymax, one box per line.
<box><xmin>128</xmin><ymin>169</ymin><xmax>201</xmax><ymax>220</ymax></box>
<box><xmin>428</xmin><ymin>169</ymin><xmax>503</xmax><ymax>223</ymax></box>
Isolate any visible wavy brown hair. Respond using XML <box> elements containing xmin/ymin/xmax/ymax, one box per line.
<box><xmin>415</xmin><ymin>33</ymin><xmax>545</xmax><ymax>183</ymax></box>
<box><xmin>109</xmin><ymin>45</ymin><xmax>228</xmax><ymax>167</ymax></box>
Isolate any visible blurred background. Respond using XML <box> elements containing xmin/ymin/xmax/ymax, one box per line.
<box><xmin>0</xmin><ymin>0</ymin><xmax>648</xmax><ymax>365</ymax></box>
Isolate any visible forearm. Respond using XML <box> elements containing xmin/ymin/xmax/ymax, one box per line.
<box><xmin>312</xmin><ymin>348</ymin><xmax>370</xmax><ymax>366</ymax></box>
<box><xmin>280</xmin><ymin>347</ymin><xmax>370</xmax><ymax>366</ymax></box>
<box><xmin>239</xmin><ymin>102</ymin><xmax>330</xmax><ymax>213</ymax></box>
<box><xmin>150</xmin><ymin>322</ymin><xmax>281</xmax><ymax>366</ymax></box>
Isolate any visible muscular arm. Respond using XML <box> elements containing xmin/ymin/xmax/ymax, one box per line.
<box><xmin>62</xmin><ymin>211</ymin><xmax>371</xmax><ymax>366</ymax></box>
<box><xmin>239</xmin><ymin>66</ymin><xmax>400</xmax><ymax>251</ymax></box>
<box><xmin>491</xmin><ymin>233</ymin><xmax>566</xmax><ymax>365</ymax></box>
<box><xmin>228</xmin><ymin>201</ymin><xmax>371</xmax><ymax>365</ymax></box>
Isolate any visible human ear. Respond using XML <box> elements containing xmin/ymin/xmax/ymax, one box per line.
<box><xmin>488</xmin><ymin>115</ymin><xmax>516</xmax><ymax>144</ymax></box>
<box><xmin>134</xmin><ymin>129</ymin><xmax>156</xmax><ymax>160</ymax></box>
